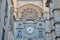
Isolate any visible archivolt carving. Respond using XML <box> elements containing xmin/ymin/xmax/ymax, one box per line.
<box><xmin>17</xmin><ymin>4</ymin><xmax>43</xmax><ymax>18</ymax></box>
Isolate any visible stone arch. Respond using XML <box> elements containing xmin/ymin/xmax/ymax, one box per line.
<box><xmin>17</xmin><ymin>4</ymin><xmax>43</xmax><ymax>18</ymax></box>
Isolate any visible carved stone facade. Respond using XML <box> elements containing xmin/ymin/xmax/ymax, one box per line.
<box><xmin>46</xmin><ymin>0</ymin><xmax>60</xmax><ymax>40</ymax></box>
<box><xmin>1</xmin><ymin>0</ymin><xmax>60</xmax><ymax>40</ymax></box>
<box><xmin>0</xmin><ymin>0</ymin><xmax>13</xmax><ymax>40</ymax></box>
<box><xmin>13</xmin><ymin>0</ymin><xmax>49</xmax><ymax>40</ymax></box>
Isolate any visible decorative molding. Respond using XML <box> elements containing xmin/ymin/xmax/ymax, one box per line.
<box><xmin>53</xmin><ymin>22</ymin><xmax>60</xmax><ymax>26</ymax></box>
<box><xmin>52</xmin><ymin>8</ymin><xmax>60</xmax><ymax>13</ymax></box>
<box><xmin>45</xmin><ymin>32</ymin><xmax>51</xmax><ymax>34</ymax></box>
<box><xmin>46</xmin><ymin>0</ymin><xmax>52</xmax><ymax>7</ymax></box>
<box><xmin>17</xmin><ymin>0</ymin><xmax>42</xmax><ymax>1</ymax></box>
<box><xmin>51</xmin><ymin>29</ymin><xmax>55</xmax><ymax>33</ymax></box>
<box><xmin>49</xmin><ymin>17</ymin><xmax>54</xmax><ymax>21</ymax></box>
<box><xmin>55</xmin><ymin>36</ymin><xmax>60</xmax><ymax>40</ymax></box>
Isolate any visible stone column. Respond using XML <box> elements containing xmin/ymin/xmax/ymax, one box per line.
<box><xmin>0</xmin><ymin>0</ymin><xmax>6</xmax><ymax>40</ymax></box>
<box><xmin>53</xmin><ymin>10</ymin><xmax>60</xmax><ymax>40</ymax></box>
<box><xmin>46</xmin><ymin>0</ymin><xmax>60</xmax><ymax>40</ymax></box>
<box><xmin>45</xmin><ymin>20</ymin><xmax>52</xmax><ymax>40</ymax></box>
<box><xmin>49</xmin><ymin>1</ymin><xmax>56</xmax><ymax>40</ymax></box>
<box><xmin>52</xmin><ymin>1</ymin><xmax>60</xmax><ymax>40</ymax></box>
<box><xmin>0</xmin><ymin>0</ymin><xmax>2</xmax><ymax>40</ymax></box>
<box><xmin>4</xmin><ymin>0</ymin><xmax>11</xmax><ymax>40</ymax></box>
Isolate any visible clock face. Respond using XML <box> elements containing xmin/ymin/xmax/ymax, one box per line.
<box><xmin>26</xmin><ymin>27</ymin><xmax>34</xmax><ymax>34</ymax></box>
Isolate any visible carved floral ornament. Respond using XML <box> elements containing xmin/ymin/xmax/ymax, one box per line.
<box><xmin>16</xmin><ymin>4</ymin><xmax>43</xmax><ymax>18</ymax></box>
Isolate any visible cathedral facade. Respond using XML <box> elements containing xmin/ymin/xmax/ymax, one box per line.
<box><xmin>13</xmin><ymin>0</ymin><xmax>49</xmax><ymax>40</ymax></box>
<box><xmin>0</xmin><ymin>0</ymin><xmax>60</xmax><ymax>40</ymax></box>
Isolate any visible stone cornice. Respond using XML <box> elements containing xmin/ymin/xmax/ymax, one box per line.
<box><xmin>53</xmin><ymin>22</ymin><xmax>60</xmax><ymax>26</ymax></box>
<box><xmin>52</xmin><ymin>8</ymin><xmax>60</xmax><ymax>13</ymax></box>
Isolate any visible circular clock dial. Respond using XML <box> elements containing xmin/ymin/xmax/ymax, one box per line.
<box><xmin>26</xmin><ymin>27</ymin><xmax>34</xmax><ymax>34</ymax></box>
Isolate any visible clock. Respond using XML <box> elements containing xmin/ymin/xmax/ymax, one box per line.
<box><xmin>26</xmin><ymin>27</ymin><xmax>34</xmax><ymax>35</ymax></box>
